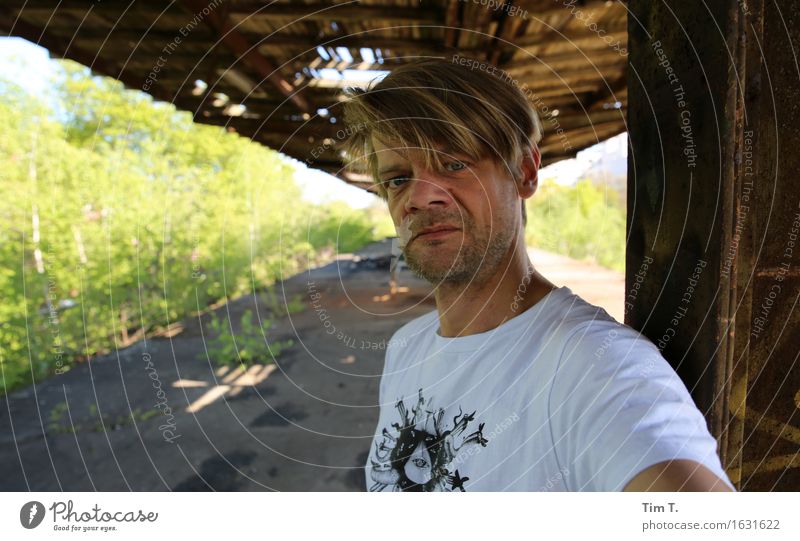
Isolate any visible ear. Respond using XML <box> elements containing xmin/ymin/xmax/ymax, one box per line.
<box><xmin>516</xmin><ymin>142</ymin><xmax>541</xmax><ymax>200</ymax></box>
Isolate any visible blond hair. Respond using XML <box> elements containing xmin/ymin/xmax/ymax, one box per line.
<box><xmin>339</xmin><ymin>57</ymin><xmax>542</xmax><ymax>211</ymax></box>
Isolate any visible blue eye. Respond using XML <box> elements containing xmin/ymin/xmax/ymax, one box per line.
<box><xmin>445</xmin><ymin>160</ymin><xmax>467</xmax><ymax>172</ymax></box>
<box><xmin>385</xmin><ymin>175</ymin><xmax>410</xmax><ymax>189</ymax></box>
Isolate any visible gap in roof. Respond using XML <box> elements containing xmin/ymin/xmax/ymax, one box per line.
<box><xmin>360</xmin><ymin>48</ymin><xmax>376</xmax><ymax>64</ymax></box>
<box><xmin>317</xmin><ymin>68</ymin><xmax>388</xmax><ymax>84</ymax></box>
<box><xmin>335</xmin><ymin>47</ymin><xmax>353</xmax><ymax>63</ymax></box>
<box><xmin>304</xmin><ymin>46</ymin><xmax>388</xmax><ymax>88</ymax></box>
<box><xmin>316</xmin><ymin>45</ymin><xmax>330</xmax><ymax>61</ymax></box>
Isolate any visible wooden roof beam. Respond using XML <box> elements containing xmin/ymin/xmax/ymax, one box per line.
<box><xmin>200</xmin><ymin>116</ymin><xmax>341</xmax><ymax>140</ymax></box>
<box><xmin>227</xmin><ymin>2</ymin><xmax>442</xmax><ymax>23</ymax></box>
<box><xmin>516</xmin><ymin>0</ymin><xmax>627</xmax><ymax>18</ymax></box>
<box><xmin>487</xmin><ymin>0</ymin><xmax>535</xmax><ymax>66</ymax></box>
<box><xmin>505</xmin><ymin>49</ymin><xmax>626</xmax><ymax>77</ymax></box>
<box><xmin>540</xmin><ymin>108</ymin><xmax>626</xmax><ymax>130</ymax></box>
<box><xmin>539</xmin><ymin>120</ymin><xmax>623</xmax><ymax>154</ymax></box>
<box><xmin>41</xmin><ymin>27</ymin><xmax>447</xmax><ymax>56</ymax></box>
<box><xmin>6</xmin><ymin>1</ymin><xmax>442</xmax><ymax>23</ymax></box>
<box><xmin>294</xmin><ymin>47</ymin><xmax>625</xmax><ymax>79</ymax></box>
<box><xmin>198</xmin><ymin>105</ymin><xmax>623</xmax><ymax>132</ymax></box>
<box><xmin>178</xmin><ymin>0</ymin><xmax>310</xmax><ymax>113</ymax></box>
<box><xmin>583</xmin><ymin>70</ymin><xmax>628</xmax><ymax>111</ymax></box>
<box><xmin>443</xmin><ymin>0</ymin><xmax>463</xmax><ymax>49</ymax></box>
<box><xmin>21</xmin><ymin>25</ymin><xmax>625</xmax><ymax>66</ymax></box>
<box><xmin>0</xmin><ymin>13</ymin><xmax>174</xmax><ymax>101</ymax></box>
<box><xmin>513</xmin><ymin>25</ymin><xmax>626</xmax><ymax>50</ymax></box>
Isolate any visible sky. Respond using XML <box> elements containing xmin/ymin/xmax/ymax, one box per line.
<box><xmin>539</xmin><ymin>132</ymin><xmax>628</xmax><ymax>186</ymax></box>
<box><xmin>292</xmin><ymin>164</ymin><xmax>379</xmax><ymax>209</ymax></box>
<box><xmin>0</xmin><ymin>36</ymin><xmax>626</xmax><ymax>208</ymax></box>
<box><xmin>0</xmin><ymin>36</ymin><xmax>53</xmax><ymax>96</ymax></box>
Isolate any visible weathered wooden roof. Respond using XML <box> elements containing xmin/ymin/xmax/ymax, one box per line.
<box><xmin>1</xmin><ymin>0</ymin><xmax>628</xmax><ymax>189</ymax></box>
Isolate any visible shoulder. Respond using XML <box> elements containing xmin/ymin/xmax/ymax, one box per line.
<box><xmin>559</xmin><ymin>288</ymin><xmax>621</xmax><ymax>327</ymax></box>
<box><xmin>544</xmin><ymin>294</ymin><xmax>726</xmax><ymax>491</ymax></box>
<box><xmin>545</xmin><ymin>292</ymin><xmax>670</xmax><ymax>425</ymax></box>
<box><xmin>548</xmin><ymin>288</ymin><xmax>660</xmax><ymax>365</ymax></box>
<box><xmin>551</xmin><ymin>297</ymin><xmax>682</xmax><ymax>412</ymax></box>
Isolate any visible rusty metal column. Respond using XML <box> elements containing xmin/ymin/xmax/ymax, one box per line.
<box><xmin>626</xmin><ymin>0</ymin><xmax>799</xmax><ymax>490</ymax></box>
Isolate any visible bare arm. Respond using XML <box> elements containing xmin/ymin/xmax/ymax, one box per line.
<box><xmin>623</xmin><ymin>459</ymin><xmax>734</xmax><ymax>492</ymax></box>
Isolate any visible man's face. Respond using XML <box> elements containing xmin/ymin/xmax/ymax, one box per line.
<box><xmin>373</xmin><ymin>137</ymin><xmax>525</xmax><ymax>286</ymax></box>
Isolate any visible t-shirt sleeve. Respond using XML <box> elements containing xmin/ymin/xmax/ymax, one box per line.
<box><xmin>548</xmin><ymin>321</ymin><xmax>735</xmax><ymax>492</ymax></box>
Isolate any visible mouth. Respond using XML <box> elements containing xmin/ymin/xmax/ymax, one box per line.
<box><xmin>412</xmin><ymin>225</ymin><xmax>462</xmax><ymax>242</ymax></box>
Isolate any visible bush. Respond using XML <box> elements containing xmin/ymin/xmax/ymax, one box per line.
<box><xmin>0</xmin><ymin>60</ymin><xmax>387</xmax><ymax>396</ymax></box>
<box><xmin>525</xmin><ymin>180</ymin><xmax>626</xmax><ymax>272</ymax></box>
<box><xmin>203</xmin><ymin>309</ymin><xmax>293</xmax><ymax>368</ymax></box>
<box><xmin>305</xmin><ymin>201</ymin><xmax>393</xmax><ymax>254</ymax></box>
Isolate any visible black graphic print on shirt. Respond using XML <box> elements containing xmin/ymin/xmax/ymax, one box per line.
<box><xmin>369</xmin><ymin>388</ymin><xmax>488</xmax><ymax>492</ymax></box>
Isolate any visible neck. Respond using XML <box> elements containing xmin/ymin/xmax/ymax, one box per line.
<box><xmin>433</xmin><ymin>236</ymin><xmax>557</xmax><ymax>337</ymax></box>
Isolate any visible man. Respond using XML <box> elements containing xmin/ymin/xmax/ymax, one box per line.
<box><xmin>341</xmin><ymin>58</ymin><xmax>734</xmax><ymax>492</ymax></box>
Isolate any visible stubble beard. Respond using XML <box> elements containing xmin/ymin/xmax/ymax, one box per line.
<box><xmin>403</xmin><ymin>214</ymin><xmax>514</xmax><ymax>287</ymax></box>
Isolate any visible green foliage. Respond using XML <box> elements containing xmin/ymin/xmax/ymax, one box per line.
<box><xmin>525</xmin><ymin>180</ymin><xmax>626</xmax><ymax>272</ymax></box>
<box><xmin>259</xmin><ymin>289</ymin><xmax>307</xmax><ymax>318</ymax></box>
<box><xmin>46</xmin><ymin>401</ymin><xmax>161</xmax><ymax>434</ymax></box>
<box><xmin>0</xmin><ymin>59</ymin><xmax>386</xmax><ymax>397</ymax></box>
<box><xmin>305</xmin><ymin>201</ymin><xmax>393</xmax><ymax>254</ymax></box>
<box><xmin>204</xmin><ymin>309</ymin><xmax>293</xmax><ymax>368</ymax></box>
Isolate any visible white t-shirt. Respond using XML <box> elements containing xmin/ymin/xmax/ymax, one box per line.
<box><xmin>364</xmin><ymin>286</ymin><xmax>734</xmax><ymax>492</ymax></box>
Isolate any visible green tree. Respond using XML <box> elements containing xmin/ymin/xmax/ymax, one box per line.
<box><xmin>525</xmin><ymin>180</ymin><xmax>626</xmax><ymax>272</ymax></box>
<box><xmin>1</xmin><ymin>59</ymin><xmax>387</xmax><ymax>396</ymax></box>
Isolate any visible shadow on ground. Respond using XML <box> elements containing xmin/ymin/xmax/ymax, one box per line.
<box><xmin>0</xmin><ymin>239</ymin><xmax>435</xmax><ymax>491</ymax></box>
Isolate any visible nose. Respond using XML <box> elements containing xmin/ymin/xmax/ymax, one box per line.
<box><xmin>403</xmin><ymin>169</ymin><xmax>453</xmax><ymax>214</ymax></box>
